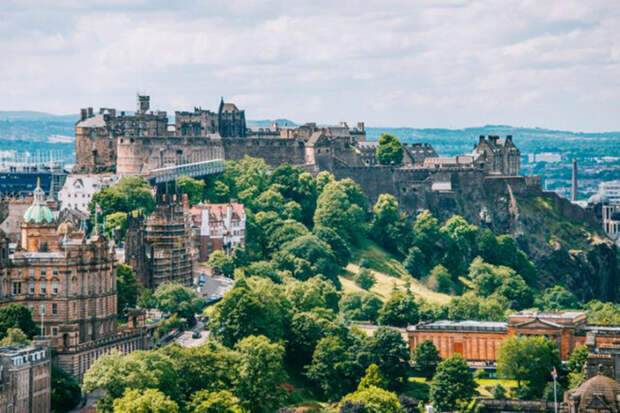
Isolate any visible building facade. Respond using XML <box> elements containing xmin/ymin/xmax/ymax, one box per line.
<box><xmin>57</xmin><ymin>174</ymin><xmax>119</xmax><ymax>213</ymax></box>
<box><xmin>407</xmin><ymin>311</ymin><xmax>620</xmax><ymax>365</ymax></box>
<box><xmin>0</xmin><ymin>183</ymin><xmax>152</xmax><ymax>379</ymax></box>
<box><xmin>0</xmin><ymin>340</ymin><xmax>51</xmax><ymax>413</ymax></box>
<box><xmin>190</xmin><ymin>202</ymin><xmax>246</xmax><ymax>261</ymax></box>
<box><xmin>473</xmin><ymin>135</ymin><xmax>521</xmax><ymax>176</ymax></box>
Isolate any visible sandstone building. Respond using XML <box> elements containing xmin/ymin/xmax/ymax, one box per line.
<box><xmin>0</xmin><ymin>340</ymin><xmax>51</xmax><ymax>413</ymax></box>
<box><xmin>190</xmin><ymin>201</ymin><xmax>246</xmax><ymax>261</ymax></box>
<box><xmin>0</xmin><ymin>183</ymin><xmax>152</xmax><ymax>379</ymax></box>
<box><xmin>407</xmin><ymin>311</ymin><xmax>620</xmax><ymax>365</ymax></box>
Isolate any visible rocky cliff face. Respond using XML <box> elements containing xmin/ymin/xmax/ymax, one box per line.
<box><xmin>333</xmin><ymin>165</ymin><xmax>618</xmax><ymax>302</ymax></box>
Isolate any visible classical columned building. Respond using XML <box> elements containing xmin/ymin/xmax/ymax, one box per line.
<box><xmin>407</xmin><ymin>311</ymin><xmax>620</xmax><ymax>367</ymax></box>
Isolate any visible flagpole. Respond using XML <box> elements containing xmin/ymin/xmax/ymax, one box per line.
<box><xmin>553</xmin><ymin>367</ymin><xmax>558</xmax><ymax>413</ymax></box>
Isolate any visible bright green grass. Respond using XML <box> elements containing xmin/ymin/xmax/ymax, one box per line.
<box><xmin>342</xmin><ymin>239</ymin><xmax>451</xmax><ymax>304</ymax></box>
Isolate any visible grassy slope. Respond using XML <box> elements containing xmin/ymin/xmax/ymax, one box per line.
<box><xmin>340</xmin><ymin>239</ymin><xmax>451</xmax><ymax>305</ymax></box>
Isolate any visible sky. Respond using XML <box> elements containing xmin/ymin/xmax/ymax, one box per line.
<box><xmin>1</xmin><ymin>0</ymin><xmax>620</xmax><ymax>131</ymax></box>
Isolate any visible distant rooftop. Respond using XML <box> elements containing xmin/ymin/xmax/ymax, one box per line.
<box><xmin>508</xmin><ymin>311</ymin><xmax>586</xmax><ymax>319</ymax></box>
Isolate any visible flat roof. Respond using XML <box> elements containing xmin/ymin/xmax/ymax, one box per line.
<box><xmin>408</xmin><ymin>320</ymin><xmax>508</xmax><ymax>332</ymax></box>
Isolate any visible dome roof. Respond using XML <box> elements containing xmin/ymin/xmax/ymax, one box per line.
<box><xmin>23</xmin><ymin>179</ymin><xmax>54</xmax><ymax>224</ymax></box>
<box><xmin>572</xmin><ymin>374</ymin><xmax>620</xmax><ymax>412</ymax></box>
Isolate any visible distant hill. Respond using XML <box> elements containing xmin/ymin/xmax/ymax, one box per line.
<box><xmin>247</xmin><ymin>119</ymin><xmax>297</xmax><ymax>127</ymax></box>
<box><xmin>0</xmin><ymin>111</ymin><xmax>77</xmax><ymax>122</ymax></box>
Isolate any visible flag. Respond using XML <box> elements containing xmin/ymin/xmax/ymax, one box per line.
<box><xmin>551</xmin><ymin>367</ymin><xmax>557</xmax><ymax>380</ymax></box>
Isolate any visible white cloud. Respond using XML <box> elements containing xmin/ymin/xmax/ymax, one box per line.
<box><xmin>0</xmin><ymin>0</ymin><xmax>619</xmax><ymax>131</ymax></box>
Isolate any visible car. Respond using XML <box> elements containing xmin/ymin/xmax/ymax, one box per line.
<box><xmin>192</xmin><ymin>331</ymin><xmax>201</xmax><ymax>339</ymax></box>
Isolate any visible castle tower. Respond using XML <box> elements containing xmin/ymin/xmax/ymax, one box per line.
<box><xmin>137</xmin><ymin>94</ymin><xmax>150</xmax><ymax>114</ymax></box>
<box><xmin>571</xmin><ymin>158</ymin><xmax>578</xmax><ymax>201</ymax></box>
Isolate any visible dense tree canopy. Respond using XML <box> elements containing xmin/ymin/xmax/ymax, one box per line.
<box><xmin>153</xmin><ymin>283</ymin><xmax>206</xmax><ymax>327</ymax></box>
<box><xmin>413</xmin><ymin>340</ymin><xmax>442</xmax><ymax>380</ymax></box>
<box><xmin>116</xmin><ymin>263</ymin><xmax>139</xmax><ymax>318</ymax></box>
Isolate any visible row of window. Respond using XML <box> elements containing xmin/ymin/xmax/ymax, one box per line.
<box><xmin>12</xmin><ymin>281</ymin><xmax>59</xmax><ymax>295</ymax></box>
<box><xmin>18</xmin><ymin>268</ymin><xmax>59</xmax><ymax>278</ymax></box>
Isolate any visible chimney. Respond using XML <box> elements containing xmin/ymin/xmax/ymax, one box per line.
<box><xmin>571</xmin><ymin>158</ymin><xmax>578</xmax><ymax>201</ymax></box>
<box><xmin>87</xmin><ymin>107</ymin><xmax>93</xmax><ymax>117</ymax></box>
<box><xmin>357</xmin><ymin>122</ymin><xmax>365</xmax><ymax>131</ymax></box>
<box><xmin>479</xmin><ymin>135</ymin><xmax>485</xmax><ymax>144</ymax></box>
<box><xmin>80</xmin><ymin>108</ymin><xmax>87</xmax><ymax>121</ymax></box>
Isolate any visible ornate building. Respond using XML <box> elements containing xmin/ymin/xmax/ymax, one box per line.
<box><xmin>0</xmin><ymin>182</ymin><xmax>152</xmax><ymax>379</ymax></box>
<box><xmin>190</xmin><ymin>201</ymin><xmax>246</xmax><ymax>261</ymax></box>
<box><xmin>473</xmin><ymin>135</ymin><xmax>521</xmax><ymax>176</ymax></box>
<box><xmin>407</xmin><ymin>311</ymin><xmax>620</xmax><ymax>365</ymax></box>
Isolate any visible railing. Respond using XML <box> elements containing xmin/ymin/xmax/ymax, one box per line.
<box><xmin>145</xmin><ymin>159</ymin><xmax>224</xmax><ymax>184</ymax></box>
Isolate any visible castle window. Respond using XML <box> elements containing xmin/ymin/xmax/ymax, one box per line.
<box><xmin>40</xmin><ymin>269</ymin><xmax>47</xmax><ymax>278</ymax></box>
<box><xmin>40</xmin><ymin>282</ymin><xmax>46</xmax><ymax>295</ymax></box>
<box><xmin>29</xmin><ymin>269</ymin><xmax>35</xmax><ymax>278</ymax></box>
<box><xmin>29</xmin><ymin>282</ymin><xmax>35</xmax><ymax>295</ymax></box>
<box><xmin>12</xmin><ymin>282</ymin><xmax>21</xmax><ymax>295</ymax></box>
<box><xmin>52</xmin><ymin>327</ymin><xmax>57</xmax><ymax>336</ymax></box>
<box><xmin>52</xmin><ymin>303</ymin><xmax>57</xmax><ymax>314</ymax></box>
<box><xmin>52</xmin><ymin>282</ymin><xmax>58</xmax><ymax>295</ymax></box>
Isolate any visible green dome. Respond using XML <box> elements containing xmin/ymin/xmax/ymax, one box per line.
<box><xmin>23</xmin><ymin>179</ymin><xmax>54</xmax><ymax>224</ymax></box>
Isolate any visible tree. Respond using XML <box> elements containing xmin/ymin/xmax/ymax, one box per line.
<box><xmin>440</xmin><ymin>215</ymin><xmax>479</xmax><ymax>276</ymax></box>
<box><xmin>426</xmin><ymin>264</ymin><xmax>454</xmax><ymax>294</ymax></box>
<box><xmin>277</xmin><ymin>234</ymin><xmax>341</xmax><ymax>286</ymax></box>
<box><xmin>378</xmin><ymin>292</ymin><xmax>419</xmax><ymax>327</ymax></box>
<box><xmin>358</xmin><ymin>364</ymin><xmax>387</xmax><ymax>390</ymax></box>
<box><xmin>177</xmin><ymin>175</ymin><xmax>206</xmax><ymax>206</ymax></box>
<box><xmin>187</xmin><ymin>390</ymin><xmax>243</xmax><ymax>413</ymax></box>
<box><xmin>208</xmin><ymin>250</ymin><xmax>235</xmax><ymax>277</ymax></box>
<box><xmin>355</xmin><ymin>269</ymin><xmax>376</xmax><ymax>290</ymax></box>
<box><xmin>468</xmin><ymin>258</ymin><xmax>533</xmax><ymax>310</ymax></box>
<box><xmin>492</xmin><ymin>384</ymin><xmax>507</xmax><ymax>400</ymax></box>
<box><xmin>341</xmin><ymin>385</ymin><xmax>402</xmax><ymax>413</ymax></box>
<box><xmin>51</xmin><ymin>366</ymin><xmax>81</xmax><ymax>412</ymax></box>
<box><xmin>370</xmin><ymin>194</ymin><xmax>412</xmax><ymax>254</ymax></box>
<box><xmin>364</xmin><ymin>327</ymin><xmax>411</xmax><ymax>390</ymax></box>
<box><xmin>210</xmin><ymin>278</ymin><xmax>291</xmax><ymax>347</ymax></box>
<box><xmin>153</xmin><ymin>283</ymin><xmax>206</xmax><ymax>327</ymax></box>
<box><xmin>285</xmin><ymin>276</ymin><xmax>340</xmax><ymax>313</ymax></box>
<box><xmin>376</xmin><ymin>133</ymin><xmax>403</xmax><ymax>165</ymax></box>
<box><xmin>430</xmin><ymin>354</ymin><xmax>477</xmax><ymax>411</ymax></box>
<box><xmin>497</xmin><ymin>335</ymin><xmax>561</xmax><ymax>397</ymax></box>
<box><xmin>313</xmin><ymin>226</ymin><xmax>351</xmax><ymax>266</ymax></box>
<box><xmin>117</xmin><ymin>263</ymin><xmax>139</xmax><ymax>317</ymax></box>
<box><xmin>112</xmin><ymin>388</ymin><xmax>179</xmax><ymax>413</ymax></box>
<box><xmin>82</xmin><ymin>350</ymin><xmax>180</xmax><ymax>413</ymax></box>
<box><xmin>306</xmin><ymin>333</ymin><xmax>366</xmax><ymax>400</ymax></box>
<box><xmin>340</xmin><ymin>292</ymin><xmax>382</xmax><ymax>323</ymax></box>
<box><xmin>90</xmin><ymin>176</ymin><xmax>155</xmax><ymax>218</ymax></box>
<box><xmin>106</xmin><ymin>211</ymin><xmax>128</xmax><ymax>240</ymax></box>
<box><xmin>160</xmin><ymin>342</ymin><xmax>239</xmax><ymax>398</ymax></box>
<box><xmin>0</xmin><ymin>328</ymin><xmax>29</xmax><ymax>346</ymax></box>
<box><xmin>583</xmin><ymin>300</ymin><xmax>620</xmax><ymax>325</ymax></box>
<box><xmin>314</xmin><ymin>180</ymin><xmax>366</xmax><ymax>245</ymax></box>
<box><xmin>245</xmin><ymin>260</ymin><xmax>283</xmax><ymax>283</ymax></box>
<box><xmin>413</xmin><ymin>340</ymin><xmax>442</xmax><ymax>380</ymax></box>
<box><xmin>566</xmin><ymin>345</ymin><xmax>588</xmax><ymax>375</ymax></box>
<box><xmin>234</xmin><ymin>335</ymin><xmax>288</xmax><ymax>413</ymax></box>
<box><xmin>287</xmin><ymin>310</ymin><xmax>344</xmax><ymax>366</ymax></box>
<box><xmin>267</xmin><ymin>220</ymin><xmax>310</xmax><ymax>252</ymax></box>
<box><xmin>539</xmin><ymin>286</ymin><xmax>580</xmax><ymax>311</ymax></box>
<box><xmin>0</xmin><ymin>304</ymin><xmax>37</xmax><ymax>340</ymax></box>
<box><xmin>404</xmin><ymin>246</ymin><xmax>426</xmax><ymax>279</ymax></box>
<box><xmin>446</xmin><ymin>292</ymin><xmax>507</xmax><ymax>321</ymax></box>
<box><xmin>411</xmin><ymin>210</ymin><xmax>443</xmax><ymax>268</ymax></box>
